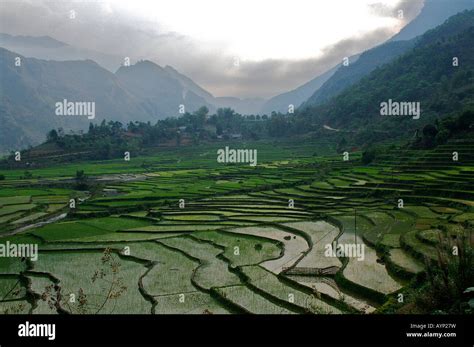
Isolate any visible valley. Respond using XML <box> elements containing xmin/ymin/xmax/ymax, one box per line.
<box><xmin>0</xmin><ymin>2</ymin><xmax>473</xmax><ymax>321</ymax></box>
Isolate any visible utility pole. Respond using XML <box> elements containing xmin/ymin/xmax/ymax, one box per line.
<box><xmin>354</xmin><ymin>208</ymin><xmax>357</xmax><ymax>244</ymax></box>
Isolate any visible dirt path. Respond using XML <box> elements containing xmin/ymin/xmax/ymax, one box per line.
<box><xmin>5</xmin><ymin>213</ymin><xmax>68</xmax><ymax>237</ymax></box>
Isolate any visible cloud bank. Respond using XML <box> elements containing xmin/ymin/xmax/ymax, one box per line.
<box><xmin>0</xmin><ymin>0</ymin><xmax>424</xmax><ymax>98</ymax></box>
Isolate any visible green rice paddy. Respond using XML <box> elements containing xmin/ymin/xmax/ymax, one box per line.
<box><xmin>0</xmin><ymin>139</ymin><xmax>472</xmax><ymax>314</ymax></box>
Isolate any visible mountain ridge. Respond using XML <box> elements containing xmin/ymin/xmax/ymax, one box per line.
<box><xmin>297</xmin><ymin>10</ymin><xmax>474</xmax><ymax>137</ymax></box>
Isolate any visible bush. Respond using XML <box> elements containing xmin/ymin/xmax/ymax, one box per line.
<box><xmin>361</xmin><ymin>149</ymin><xmax>376</xmax><ymax>165</ymax></box>
<box><xmin>336</xmin><ymin>137</ymin><xmax>348</xmax><ymax>154</ymax></box>
<box><xmin>422</xmin><ymin>124</ymin><xmax>438</xmax><ymax>138</ymax></box>
<box><xmin>0</xmin><ymin>174</ymin><xmax>5</xmax><ymax>180</ymax></box>
<box><xmin>75</xmin><ymin>170</ymin><xmax>89</xmax><ymax>190</ymax></box>
<box><xmin>75</xmin><ymin>170</ymin><xmax>86</xmax><ymax>180</ymax></box>
<box><xmin>457</xmin><ymin>109</ymin><xmax>474</xmax><ymax>130</ymax></box>
<box><xmin>414</xmin><ymin>236</ymin><xmax>474</xmax><ymax>313</ymax></box>
<box><xmin>435</xmin><ymin>129</ymin><xmax>450</xmax><ymax>145</ymax></box>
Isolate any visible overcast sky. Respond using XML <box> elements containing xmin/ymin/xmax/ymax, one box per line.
<box><xmin>0</xmin><ymin>0</ymin><xmax>424</xmax><ymax>98</ymax></box>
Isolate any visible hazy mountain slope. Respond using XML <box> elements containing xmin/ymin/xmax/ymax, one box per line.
<box><xmin>118</xmin><ymin>61</ymin><xmax>267</xmax><ymax>115</ymax></box>
<box><xmin>391</xmin><ymin>0</ymin><xmax>474</xmax><ymax>41</ymax></box>
<box><xmin>164</xmin><ymin>65</ymin><xmax>215</xmax><ymax>103</ymax></box>
<box><xmin>0</xmin><ymin>33</ymin><xmax>273</xmax><ymax>115</ymax></box>
<box><xmin>0</xmin><ymin>33</ymin><xmax>123</xmax><ymax>72</ymax></box>
<box><xmin>0</xmin><ymin>48</ymin><xmax>149</xmax><ymax>152</ymax></box>
<box><xmin>116</xmin><ymin>60</ymin><xmax>213</xmax><ymax>118</ymax></box>
<box><xmin>302</xmin><ymin>0</ymin><xmax>474</xmax><ymax>109</ymax></box>
<box><xmin>164</xmin><ymin>64</ymin><xmax>267</xmax><ymax>115</ymax></box>
<box><xmin>303</xmin><ymin>40</ymin><xmax>415</xmax><ymax>107</ymax></box>
<box><xmin>0</xmin><ymin>46</ymin><xmax>262</xmax><ymax>152</ymax></box>
<box><xmin>0</xmin><ymin>33</ymin><xmax>268</xmax><ymax>115</ymax></box>
<box><xmin>0</xmin><ymin>33</ymin><xmax>66</xmax><ymax>48</ymax></box>
<box><xmin>299</xmin><ymin>10</ymin><xmax>474</xmax><ymax>133</ymax></box>
<box><xmin>162</xmin><ymin>65</ymin><xmax>271</xmax><ymax>114</ymax></box>
<box><xmin>260</xmin><ymin>64</ymin><xmax>339</xmax><ymax>115</ymax></box>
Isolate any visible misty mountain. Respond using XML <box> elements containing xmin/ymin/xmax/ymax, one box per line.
<box><xmin>259</xmin><ymin>64</ymin><xmax>339</xmax><ymax>115</ymax></box>
<box><xmin>0</xmin><ymin>33</ymin><xmax>269</xmax><ymax>116</ymax></box>
<box><xmin>263</xmin><ymin>0</ymin><xmax>466</xmax><ymax>115</ymax></box>
<box><xmin>302</xmin><ymin>40</ymin><xmax>415</xmax><ymax>108</ymax></box>
<box><xmin>0</xmin><ymin>33</ymin><xmax>66</xmax><ymax>48</ymax></box>
<box><xmin>0</xmin><ymin>33</ymin><xmax>123</xmax><ymax>72</ymax></box>
<box><xmin>163</xmin><ymin>65</ymin><xmax>215</xmax><ymax>104</ymax></box>
<box><xmin>390</xmin><ymin>0</ymin><xmax>474</xmax><ymax>41</ymax></box>
<box><xmin>299</xmin><ymin>10</ymin><xmax>474</xmax><ymax>133</ymax></box>
<box><xmin>116</xmin><ymin>60</ymin><xmax>213</xmax><ymax>118</ymax></box>
<box><xmin>0</xmin><ymin>48</ymin><xmax>152</xmax><ymax>152</ymax></box>
<box><xmin>161</xmin><ymin>66</ymin><xmax>266</xmax><ymax>115</ymax></box>
<box><xmin>1</xmin><ymin>48</ymin><xmax>262</xmax><ymax>152</ymax></box>
<box><xmin>299</xmin><ymin>0</ymin><xmax>474</xmax><ymax>110</ymax></box>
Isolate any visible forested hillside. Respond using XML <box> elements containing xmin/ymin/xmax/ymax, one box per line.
<box><xmin>297</xmin><ymin>10</ymin><xmax>474</xmax><ymax>137</ymax></box>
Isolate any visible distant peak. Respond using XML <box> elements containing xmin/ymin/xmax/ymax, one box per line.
<box><xmin>137</xmin><ymin>59</ymin><xmax>160</xmax><ymax>66</ymax></box>
<box><xmin>164</xmin><ymin>65</ymin><xmax>178</xmax><ymax>72</ymax></box>
<box><xmin>128</xmin><ymin>59</ymin><xmax>165</xmax><ymax>71</ymax></box>
<box><xmin>0</xmin><ymin>33</ymin><xmax>67</xmax><ymax>48</ymax></box>
<box><xmin>39</xmin><ymin>35</ymin><xmax>65</xmax><ymax>44</ymax></box>
<box><xmin>116</xmin><ymin>59</ymin><xmax>171</xmax><ymax>77</ymax></box>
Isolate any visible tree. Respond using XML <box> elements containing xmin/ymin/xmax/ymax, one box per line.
<box><xmin>441</xmin><ymin>116</ymin><xmax>456</xmax><ymax>131</ymax></box>
<box><xmin>195</xmin><ymin>106</ymin><xmax>209</xmax><ymax>118</ymax></box>
<box><xmin>422</xmin><ymin>124</ymin><xmax>438</xmax><ymax>138</ymax></box>
<box><xmin>176</xmin><ymin>131</ymin><xmax>182</xmax><ymax>146</ymax></box>
<box><xmin>421</xmin><ymin>124</ymin><xmax>438</xmax><ymax>148</ymax></box>
<box><xmin>216</xmin><ymin>124</ymin><xmax>223</xmax><ymax>136</ymax></box>
<box><xmin>75</xmin><ymin>170</ymin><xmax>86</xmax><ymax>181</ymax></box>
<box><xmin>435</xmin><ymin>129</ymin><xmax>450</xmax><ymax>145</ymax></box>
<box><xmin>47</xmin><ymin>129</ymin><xmax>59</xmax><ymax>142</ymax></box>
<box><xmin>457</xmin><ymin>109</ymin><xmax>474</xmax><ymax>130</ymax></box>
<box><xmin>361</xmin><ymin>149</ymin><xmax>376</xmax><ymax>165</ymax></box>
<box><xmin>336</xmin><ymin>137</ymin><xmax>348</xmax><ymax>154</ymax></box>
<box><xmin>75</xmin><ymin>170</ymin><xmax>88</xmax><ymax>190</ymax></box>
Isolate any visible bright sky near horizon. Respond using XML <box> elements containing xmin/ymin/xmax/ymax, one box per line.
<box><xmin>0</xmin><ymin>0</ymin><xmax>423</xmax><ymax>97</ymax></box>
<box><xmin>107</xmin><ymin>0</ymin><xmax>405</xmax><ymax>61</ymax></box>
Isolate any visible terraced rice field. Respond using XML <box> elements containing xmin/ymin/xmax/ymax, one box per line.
<box><xmin>0</xmin><ymin>139</ymin><xmax>472</xmax><ymax>314</ymax></box>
